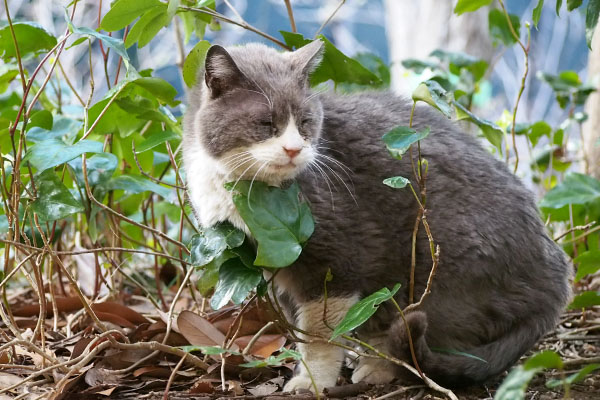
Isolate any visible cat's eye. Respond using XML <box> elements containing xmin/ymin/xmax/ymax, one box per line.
<box><xmin>301</xmin><ymin>118</ymin><xmax>311</xmax><ymax>126</ymax></box>
<box><xmin>259</xmin><ymin>120</ymin><xmax>272</xmax><ymax>127</ymax></box>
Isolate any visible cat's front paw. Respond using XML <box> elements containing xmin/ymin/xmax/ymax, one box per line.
<box><xmin>351</xmin><ymin>361</ymin><xmax>396</xmax><ymax>385</ymax></box>
<box><xmin>284</xmin><ymin>375</ymin><xmax>323</xmax><ymax>394</ymax></box>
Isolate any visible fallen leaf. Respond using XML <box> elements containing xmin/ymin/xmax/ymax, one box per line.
<box><xmin>94</xmin><ymin>311</ymin><xmax>136</xmax><ymax>329</ymax></box>
<box><xmin>12</xmin><ymin>296</ymin><xmax>83</xmax><ymax>317</ymax></box>
<box><xmin>133</xmin><ymin>366</ymin><xmax>172</xmax><ymax>378</ymax></box>
<box><xmin>234</xmin><ymin>334</ymin><xmax>286</xmax><ymax>358</ymax></box>
<box><xmin>189</xmin><ymin>379</ymin><xmax>215</xmax><ymax>394</ymax></box>
<box><xmin>213</xmin><ymin>317</ymin><xmax>265</xmax><ymax>337</ymax></box>
<box><xmin>177</xmin><ymin>310</ymin><xmax>227</xmax><ymax>348</ymax></box>
<box><xmin>92</xmin><ymin>302</ymin><xmax>149</xmax><ymax>325</ymax></box>
<box><xmin>248</xmin><ymin>381</ymin><xmax>279</xmax><ymax>396</ymax></box>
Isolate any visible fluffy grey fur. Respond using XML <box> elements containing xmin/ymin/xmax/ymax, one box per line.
<box><xmin>183</xmin><ymin>41</ymin><xmax>572</xmax><ymax>387</ymax></box>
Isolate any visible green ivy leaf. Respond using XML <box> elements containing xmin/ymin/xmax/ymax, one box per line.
<box><xmin>567</xmin><ymin>0</ymin><xmax>583</xmax><ymax>11</ymax></box>
<box><xmin>495</xmin><ymin>351</ymin><xmax>562</xmax><ymax>400</ymax></box>
<box><xmin>574</xmin><ymin>250</ymin><xmax>600</xmax><ymax>282</ymax></box>
<box><xmin>67</xmin><ymin>12</ymin><xmax>134</xmax><ymax>73</ymax></box>
<box><xmin>24</xmin><ymin>139</ymin><xmax>104</xmax><ymax>172</ymax></box>
<box><xmin>524</xmin><ymin>350</ymin><xmax>563</xmax><ymax>370</ymax></box>
<box><xmin>568</xmin><ymin>291</ymin><xmax>600</xmax><ymax>309</ymax></box>
<box><xmin>226</xmin><ymin>181</ymin><xmax>314</xmax><ymax>268</ymax></box>
<box><xmin>183</xmin><ymin>40</ymin><xmax>211</xmax><ymax>88</ymax></box>
<box><xmin>240</xmin><ymin>348</ymin><xmax>302</xmax><ymax>368</ymax></box>
<box><xmin>430</xmin><ymin>49</ymin><xmax>489</xmax><ymax>82</ymax></box>
<box><xmin>100</xmin><ymin>0</ymin><xmax>163</xmax><ymax>31</ymax></box>
<box><xmin>130</xmin><ymin>77</ymin><xmax>179</xmax><ymax>106</ymax></box>
<box><xmin>586</xmin><ymin>0</ymin><xmax>600</xmax><ymax>49</ymax></box>
<box><xmin>27</xmin><ymin>117</ymin><xmax>82</xmax><ymax>144</ymax></box>
<box><xmin>533</xmin><ymin>0</ymin><xmax>545</xmax><ymax>27</ymax></box>
<box><xmin>383</xmin><ymin>176</ymin><xmax>410</xmax><ymax>189</ymax></box>
<box><xmin>412</xmin><ymin>80</ymin><xmax>452</xmax><ymax>118</ymax></box>
<box><xmin>0</xmin><ymin>21</ymin><xmax>57</xmax><ymax>62</ymax></box>
<box><xmin>382</xmin><ymin>126</ymin><xmax>431</xmax><ymax>160</ymax></box>
<box><xmin>0</xmin><ymin>63</ymin><xmax>19</xmax><ymax>93</ymax></box>
<box><xmin>454</xmin><ymin>101</ymin><xmax>503</xmax><ymax>152</ymax></box>
<box><xmin>124</xmin><ymin>5</ymin><xmax>167</xmax><ymax>48</ymax></box>
<box><xmin>197</xmin><ymin>250</ymin><xmax>235</xmax><ymax>295</ymax></box>
<box><xmin>330</xmin><ymin>284</ymin><xmax>401</xmax><ymax>340</ymax></box>
<box><xmin>280</xmin><ymin>32</ymin><xmax>382</xmax><ymax>86</ymax></box>
<box><xmin>539</xmin><ymin>173</ymin><xmax>600</xmax><ymax>209</ymax></box>
<box><xmin>107</xmin><ymin>174</ymin><xmax>171</xmax><ymax>198</ymax></box>
<box><xmin>31</xmin><ymin>170</ymin><xmax>84</xmax><ymax>222</ymax></box>
<box><xmin>546</xmin><ymin>364</ymin><xmax>600</xmax><ymax>388</ymax></box>
<box><xmin>454</xmin><ymin>0</ymin><xmax>493</xmax><ymax>15</ymax></box>
<box><xmin>528</xmin><ymin>121</ymin><xmax>551</xmax><ymax>147</ymax></box>
<box><xmin>210</xmin><ymin>258</ymin><xmax>262</xmax><ymax>310</ymax></box>
<box><xmin>67</xmin><ymin>153</ymin><xmax>118</xmax><ymax>187</ymax></box>
<box><xmin>189</xmin><ymin>222</ymin><xmax>244</xmax><ymax>267</ymax></box>
<box><xmin>136</xmin><ymin>130</ymin><xmax>180</xmax><ymax>153</ymax></box>
<box><xmin>557</xmin><ymin>0</ymin><xmax>563</xmax><ymax>15</ymax></box>
<box><xmin>488</xmin><ymin>9</ymin><xmax>521</xmax><ymax>46</ymax></box>
<box><xmin>401</xmin><ymin>59</ymin><xmax>440</xmax><ymax>74</ymax></box>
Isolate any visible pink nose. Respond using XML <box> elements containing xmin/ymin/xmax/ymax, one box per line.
<box><xmin>283</xmin><ymin>147</ymin><xmax>301</xmax><ymax>158</ymax></box>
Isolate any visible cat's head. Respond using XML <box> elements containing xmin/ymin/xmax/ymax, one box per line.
<box><xmin>185</xmin><ymin>40</ymin><xmax>325</xmax><ymax>184</ymax></box>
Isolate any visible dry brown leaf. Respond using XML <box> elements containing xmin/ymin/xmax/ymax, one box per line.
<box><xmin>96</xmin><ymin>387</ymin><xmax>117</xmax><ymax>396</ymax></box>
<box><xmin>132</xmin><ymin>366</ymin><xmax>172</xmax><ymax>378</ymax></box>
<box><xmin>12</xmin><ymin>296</ymin><xmax>83</xmax><ymax>317</ymax></box>
<box><xmin>189</xmin><ymin>379</ymin><xmax>215</xmax><ymax>394</ymax></box>
<box><xmin>0</xmin><ymin>351</ymin><xmax>9</xmax><ymax>364</ymax></box>
<box><xmin>213</xmin><ymin>317</ymin><xmax>265</xmax><ymax>337</ymax></box>
<box><xmin>234</xmin><ymin>334</ymin><xmax>286</xmax><ymax>358</ymax></box>
<box><xmin>177</xmin><ymin>310</ymin><xmax>226</xmax><ymax>347</ymax></box>
<box><xmin>93</xmin><ymin>311</ymin><xmax>136</xmax><ymax>329</ymax></box>
<box><xmin>227</xmin><ymin>380</ymin><xmax>245</xmax><ymax>396</ymax></box>
<box><xmin>91</xmin><ymin>302</ymin><xmax>148</xmax><ymax>325</ymax></box>
<box><xmin>248</xmin><ymin>381</ymin><xmax>280</xmax><ymax>396</ymax></box>
<box><xmin>85</xmin><ymin>366</ymin><xmax>123</xmax><ymax>386</ymax></box>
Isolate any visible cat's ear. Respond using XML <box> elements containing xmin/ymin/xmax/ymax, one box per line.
<box><xmin>293</xmin><ymin>39</ymin><xmax>324</xmax><ymax>78</ymax></box>
<box><xmin>204</xmin><ymin>45</ymin><xmax>246</xmax><ymax>98</ymax></box>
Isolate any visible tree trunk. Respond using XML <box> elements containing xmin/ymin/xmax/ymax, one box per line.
<box><xmin>583</xmin><ymin>27</ymin><xmax>600</xmax><ymax>178</ymax></box>
<box><xmin>383</xmin><ymin>0</ymin><xmax>493</xmax><ymax>94</ymax></box>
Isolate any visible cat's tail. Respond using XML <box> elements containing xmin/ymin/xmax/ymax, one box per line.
<box><xmin>387</xmin><ymin>311</ymin><xmax>545</xmax><ymax>387</ymax></box>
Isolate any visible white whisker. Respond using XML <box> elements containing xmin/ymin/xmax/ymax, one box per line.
<box><xmin>314</xmin><ymin>158</ymin><xmax>357</xmax><ymax>206</ymax></box>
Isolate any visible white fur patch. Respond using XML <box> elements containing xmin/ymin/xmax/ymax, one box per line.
<box><xmin>184</xmin><ymin>109</ymin><xmax>314</xmax><ymax>232</ymax></box>
<box><xmin>284</xmin><ymin>296</ymin><xmax>359</xmax><ymax>393</ymax></box>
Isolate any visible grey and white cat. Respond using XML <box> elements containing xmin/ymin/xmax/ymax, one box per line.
<box><xmin>182</xmin><ymin>40</ymin><xmax>571</xmax><ymax>392</ymax></box>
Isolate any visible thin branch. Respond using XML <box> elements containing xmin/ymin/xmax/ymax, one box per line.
<box><xmin>498</xmin><ymin>0</ymin><xmax>529</xmax><ymax>174</ymax></box>
<box><xmin>180</xmin><ymin>5</ymin><xmax>290</xmax><ymax>50</ymax></box>
<box><xmin>315</xmin><ymin>0</ymin><xmax>346</xmax><ymax>37</ymax></box>
<box><xmin>284</xmin><ymin>0</ymin><xmax>297</xmax><ymax>33</ymax></box>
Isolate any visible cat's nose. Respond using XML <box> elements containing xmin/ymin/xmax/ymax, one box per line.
<box><xmin>283</xmin><ymin>146</ymin><xmax>302</xmax><ymax>159</ymax></box>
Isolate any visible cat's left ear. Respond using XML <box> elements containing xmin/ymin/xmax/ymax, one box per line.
<box><xmin>292</xmin><ymin>39</ymin><xmax>324</xmax><ymax>79</ymax></box>
<box><xmin>204</xmin><ymin>45</ymin><xmax>247</xmax><ymax>98</ymax></box>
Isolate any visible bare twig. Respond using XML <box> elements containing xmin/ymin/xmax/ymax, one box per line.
<box><xmin>181</xmin><ymin>5</ymin><xmax>290</xmax><ymax>50</ymax></box>
<box><xmin>498</xmin><ymin>0</ymin><xmax>529</xmax><ymax>173</ymax></box>
<box><xmin>315</xmin><ymin>0</ymin><xmax>346</xmax><ymax>37</ymax></box>
<box><xmin>554</xmin><ymin>221</ymin><xmax>597</xmax><ymax>242</ymax></box>
<box><xmin>284</xmin><ymin>0</ymin><xmax>297</xmax><ymax>33</ymax></box>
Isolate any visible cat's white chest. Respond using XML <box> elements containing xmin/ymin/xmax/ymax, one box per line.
<box><xmin>184</xmin><ymin>144</ymin><xmax>247</xmax><ymax>232</ymax></box>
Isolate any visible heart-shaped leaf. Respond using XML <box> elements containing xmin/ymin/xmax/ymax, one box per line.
<box><xmin>226</xmin><ymin>181</ymin><xmax>314</xmax><ymax>268</ymax></box>
<box><xmin>330</xmin><ymin>283</ymin><xmax>401</xmax><ymax>340</ymax></box>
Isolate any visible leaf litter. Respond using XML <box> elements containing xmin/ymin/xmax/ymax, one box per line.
<box><xmin>0</xmin><ymin>271</ymin><xmax>598</xmax><ymax>399</ymax></box>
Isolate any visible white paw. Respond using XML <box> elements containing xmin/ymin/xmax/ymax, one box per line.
<box><xmin>284</xmin><ymin>375</ymin><xmax>324</xmax><ymax>394</ymax></box>
<box><xmin>351</xmin><ymin>361</ymin><xmax>396</xmax><ymax>385</ymax></box>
